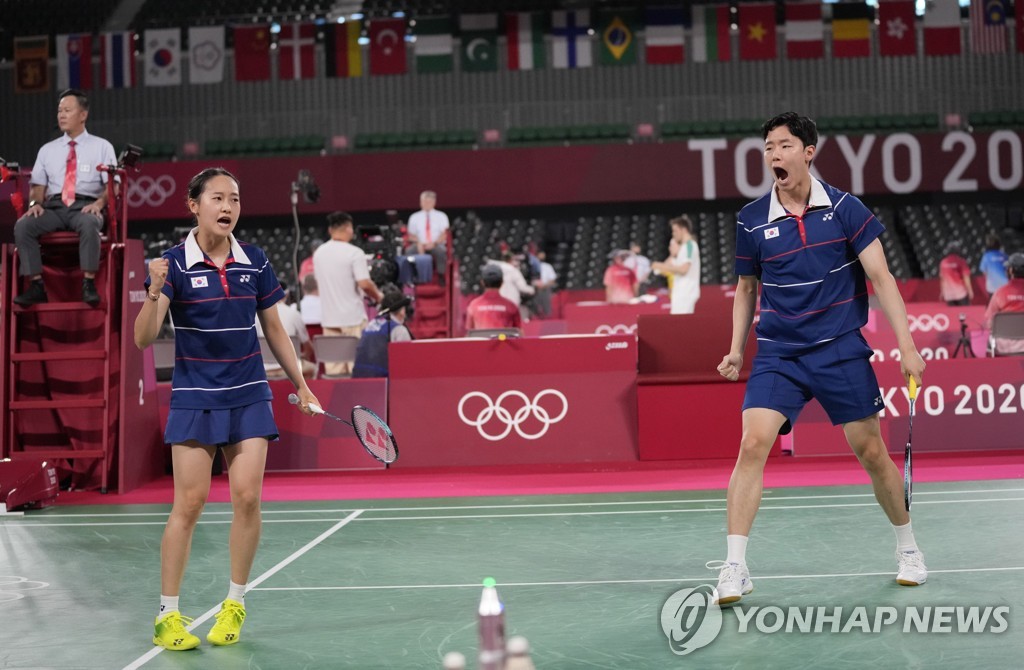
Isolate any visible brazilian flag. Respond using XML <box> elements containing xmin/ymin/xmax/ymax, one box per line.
<box><xmin>597</xmin><ymin>8</ymin><xmax>638</xmax><ymax>65</ymax></box>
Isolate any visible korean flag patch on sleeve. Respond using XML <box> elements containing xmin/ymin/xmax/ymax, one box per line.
<box><xmin>764</xmin><ymin>227</ymin><xmax>779</xmax><ymax>239</ymax></box>
<box><xmin>190</xmin><ymin>275</ymin><xmax>209</xmax><ymax>289</ymax></box>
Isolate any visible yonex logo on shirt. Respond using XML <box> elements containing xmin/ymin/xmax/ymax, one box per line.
<box><xmin>823</xmin><ymin>213</ymin><xmax>834</xmax><ymax>221</ymax></box>
<box><xmin>190</xmin><ymin>276</ymin><xmax>209</xmax><ymax>289</ymax></box>
<box><xmin>764</xmin><ymin>227</ymin><xmax>779</xmax><ymax>239</ymax></box>
<box><xmin>240</xmin><ymin>275</ymin><xmax>252</xmax><ymax>283</ymax></box>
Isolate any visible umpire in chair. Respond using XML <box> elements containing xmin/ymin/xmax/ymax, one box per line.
<box><xmin>13</xmin><ymin>88</ymin><xmax>116</xmax><ymax>307</ymax></box>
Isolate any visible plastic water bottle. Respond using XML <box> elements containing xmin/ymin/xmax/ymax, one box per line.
<box><xmin>477</xmin><ymin>577</ymin><xmax>505</xmax><ymax>670</ymax></box>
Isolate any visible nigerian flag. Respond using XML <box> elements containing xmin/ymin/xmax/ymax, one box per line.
<box><xmin>460</xmin><ymin>13</ymin><xmax>498</xmax><ymax>72</ymax></box>
<box><xmin>415</xmin><ymin>16</ymin><xmax>453</xmax><ymax>73</ymax></box>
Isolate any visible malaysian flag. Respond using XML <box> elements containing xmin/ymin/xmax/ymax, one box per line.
<box><xmin>970</xmin><ymin>0</ymin><xmax>1007</xmax><ymax>53</ymax></box>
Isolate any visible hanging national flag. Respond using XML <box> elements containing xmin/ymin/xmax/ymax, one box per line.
<box><xmin>597</xmin><ymin>8</ymin><xmax>638</xmax><ymax>65</ymax></box>
<box><xmin>414</xmin><ymin>16</ymin><xmax>454</xmax><ymax>73</ymax></box>
<box><xmin>189</xmin><ymin>26</ymin><xmax>225</xmax><ymax>84</ymax></box>
<box><xmin>506</xmin><ymin>12</ymin><xmax>546</xmax><ymax>70</ymax></box>
<box><xmin>460</xmin><ymin>14</ymin><xmax>497</xmax><ymax>72</ymax></box>
<box><xmin>101</xmin><ymin>32</ymin><xmax>136</xmax><ymax>89</ymax></box>
<box><xmin>369</xmin><ymin>18</ymin><xmax>407</xmax><ymax>75</ymax></box>
<box><xmin>233</xmin><ymin>25</ymin><xmax>271</xmax><ymax>81</ymax></box>
<box><xmin>278</xmin><ymin>23</ymin><xmax>316</xmax><ymax>79</ymax></box>
<box><xmin>645</xmin><ymin>7</ymin><xmax>686</xmax><ymax>64</ymax></box>
<box><xmin>14</xmin><ymin>36</ymin><xmax>49</xmax><ymax>93</ymax></box>
<box><xmin>785</xmin><ymin>2</ymin><xmax>823</xmax><ymax>60</ymax></box>
<box><xmin>832</xmin><ymin>2</ymin><xmax>872</xmax><ymax>58</ymax></box>
<box><xmin>325</xmin><ymin>20</ymin><xmax>362</xmax><ymax>77</ymax></box>
<box><xmin>691</xmin><ymin>4</ymin><xmax>732</xmax><ymax>63</ymax></box>
<box><xmin>551</xmin><ymin>10</ymin><xmax>592</xmax><ymax>69</ymax></box>
<box><xmin>878</xmin><ymin>0</ymin><xmax>917</xmax><ymax>56</ymax></box>
<box><xmin>144</xmin><ymin>28</ymin><xmax>181</xmax><ymax>86</ymax></box>
<box><xmin>924</xmin><ymin>0</ymin><xmax>962</xmax><ymax>56</ymax></box>
<box><xmin>969</xmin><ymin>0</ymin><xmax>1007</xmax><ymax>54</ymax></box>
<box><xmin>739</xmin><ymin>3</ymin><xmax>777</xmax><ymax>61</ymax></box>
<box><xmin>56</xmin><ymin>34</ymin><xmax>93</xmax><ymax>90</ymax></box>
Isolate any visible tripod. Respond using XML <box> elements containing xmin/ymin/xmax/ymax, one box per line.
<box><xmin>952</xmin><ymin>313</ymin><xmax>974</xmax><ymax>358</ymax></box>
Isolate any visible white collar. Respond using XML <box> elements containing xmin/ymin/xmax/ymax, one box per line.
<box><xmin>767</xmin><ymin>177</ymin><xmax>832</xmax><ymax>223</ymax></box>
<box><xmin>184</xmin><ymin>227</ymin><xmax>250</xmax><ymax>268</ymax></box>
<box><xmin>62</xmin><ymin>130</ymin><xmax>90</xmax><ymax>145</ymax></box>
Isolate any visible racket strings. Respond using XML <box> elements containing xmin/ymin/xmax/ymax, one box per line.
<box><xmin>351</xmin><ymin>407</ymin><xmax>398</xmax><ymax>463</ymax></box>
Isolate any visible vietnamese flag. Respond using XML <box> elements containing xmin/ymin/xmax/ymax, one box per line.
<box><xmin>739</xmin><ymin>2</ymin><xmax>777</xmax><ymax>61</ymax></box>
<box><xmin>233</xmin><ymin>25</ymin><xmax>271</xmax><ymax>81</ymax></box>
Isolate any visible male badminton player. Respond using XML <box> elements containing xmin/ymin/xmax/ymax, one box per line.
<box><xmin>712</xmin><ymin>113</ymin><xmax>927</xmax><ymax>605</ymax></box>
<box><xmin>134</xmin><ymin>168</ymin><xmax>320</xmax><ymax>649</ymax></box>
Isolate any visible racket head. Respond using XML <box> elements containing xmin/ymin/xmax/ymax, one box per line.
<box><xmin>350</xmin><ymin>405</ymin><xmax>399</xmax><ymax>464</ymax></box>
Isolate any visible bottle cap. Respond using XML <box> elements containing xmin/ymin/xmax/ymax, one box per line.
<box><xmin>483</xmin><ymin>577</ymin><xmax>496</xmax><ymax>588</ymax></box>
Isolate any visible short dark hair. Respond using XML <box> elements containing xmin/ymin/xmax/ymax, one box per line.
<box><xmin>985</xmin><ymin>232</ymin><xmax>1002</xmax><ymax>251</ymax></box>
<box><xmin>762</xmin><ymin>112</ymin><xmax>818</xmax><ymax>149</ymax></box>
<box><xmin>58</xmin><ymin>88</ymin><xmax>89</xmax><ymax>111</ymax></box>
<box><xmin>186</xmin><ymin>167</ymin><xmax>239</xmax><ymax>203</ymax></box>
<box><xmin>327</xmin><ymin>211</ymin><xmax>353</xmax><ymax>229</ymax></box>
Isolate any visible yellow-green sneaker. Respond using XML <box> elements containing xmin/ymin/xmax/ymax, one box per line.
<box><xmin>207</xmin><ymin>599</ymin><xmax>246</xmax><ymax>646</ymax></box>
<box><xmin>153</xmin><ymin>611</ymin><xmax>200</xmax><ymax>651</ymax></box>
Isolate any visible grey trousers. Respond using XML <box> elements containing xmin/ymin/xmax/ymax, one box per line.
<box><xmin>14</xmin><ymin>201</ymin><xmax>103</xmax><ymax>276</ymax></box>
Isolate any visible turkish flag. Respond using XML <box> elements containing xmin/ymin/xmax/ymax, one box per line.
<box><xmin>233</xmin><ymin>25</ymin><xmax>271</xmax><ymax>81</ymax></box>
<box><xmin>738</xmin><ymin>2</ymin><xmax>777</xmax><ymax>61</ymax></box>
<box><xmin>878</xmin><ymin>1</ymin><xmax>917</xmax><ymax>56</ymax></box>
<box><xmin>369</xmin><ymin>18</ymin><xmax>407</xmax><ymax>75</ymax></box>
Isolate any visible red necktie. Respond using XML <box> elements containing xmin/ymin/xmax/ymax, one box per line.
<box><xmin>424</xmin><ymin>212</ymin><xmax>431</xmax><ymax>244</ymax></box>
<box><xmin>61</xmin><ymin>139</ymin><xmax>77</xmax><ymax>207</ymax></box>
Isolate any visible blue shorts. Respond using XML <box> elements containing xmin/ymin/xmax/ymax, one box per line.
<box><xmin>165</xmin><ymin>401</ymin><xmax>279</xmax><ymax>447</ymax></box>
<box><xmin>743</xmin><ymin>330</ymin><xmax>882</xmax><ymax>435</ymax></box>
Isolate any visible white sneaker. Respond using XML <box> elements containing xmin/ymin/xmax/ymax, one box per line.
<box><xmin>896</xmin><ymin>550</ymin><xmax>928</xmax><ymax>586</ymax></box>
<box><xmin>707</xmin><ymin>560</ymin><xmax>753</xmax><ymax>605</ymax></box>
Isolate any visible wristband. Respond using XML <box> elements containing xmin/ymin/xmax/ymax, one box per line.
<box><xmin>147</xmin><ymin>289</ymin><xmax>161</xmax><ymax>301</ymax></box>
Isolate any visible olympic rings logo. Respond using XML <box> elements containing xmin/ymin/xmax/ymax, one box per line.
<box><xmin>457</xmin><ymin>389</ymin><xmax>569</xmax><ymax>441</ymax></box>
<box><xmin>595</xmin><ymin>324</ymin><xmax>637</xmax><ymax>335</ymax></box>
<box><xmin>127</xmin><ymin>175</ymin><xmax>176</xmax><ymax>208</ymax></box>
<box><xmin>907</xmin><ymin>314</ymin><xmax>950</xmax><ymax>332</ymax></box>
<box><xmin>0</xmin><ymin>576</ymin><xmax>49</xmax><ymax>604</ymax></box>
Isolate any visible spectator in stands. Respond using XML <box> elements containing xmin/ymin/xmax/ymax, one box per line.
<box><xmin>652</xmin><ymin>216</ymin><xmax>701</xmax><ymax>314</ymax></box>
<box><xmin>14</xmin><ymin>88</ymin><xmax>116</xmax><ymax>307</ymax></box>
<box><xmin>133</xmin><ymin>167</ymin><xmax>320</xmax><ymax>652</ymax></box>
<box><xmin>979</xmin><ymin>232</ymin><xmax>1009</xmax><ymax>298</ymax></box>
<box><xmin>714</xmin><ymin>112</ymin><xmax>927</xmax><ymax>606</ymax></box>
<box><xmin>938</xmin><ymin>240</ymin><xmax>973</xmax><ymax>306</ymax></box>
<box><xmin>403</xmin><ymin>190</ymin><xmax>450</xmax><ymax>284</ymax></box>
<box><xmin>466</xmin><ymin>264</ymin><xmax>522</xmax><ymax>332</ymax></box>
<box><xmin>985</xmin><ymin>252</ymin><xmax>1024</xmax><ymax>355</ymax></box>
<box><xmin>255</xmin><ymin>281</ymin><xmax>316</xmax><ymax>379</ymax></box>
<box><xmin>493</xmin><ymin>250</ymin><xmax>535</xmax><ymax>318</ymax></box>
<box><xmin>532</xmin><ymin>250</ymin><xmax>558</xmax><ymax>318</ymax></box>
<box><xmin>299</xmin><ymin>273</ymin><xmax>321</xmax><ymax>328</ymax></box>
<box><xmin>313</xmin><ymin>212</ymin><xmax>383</xmax><ymax>375</ymax></box>
<box><xmin>351</xmin><ymin>287</ymin><xmax>413</xmax><ymax>378</ymax></box>
<box><xmin>624</xmin><ymin>242</ymin><xmax>652</xmax><ymax>287</ymax></box>
<box><xmin>603</xmin><ymin>249</ymin><xmax>638</xmax><ymax>304</ymax></box>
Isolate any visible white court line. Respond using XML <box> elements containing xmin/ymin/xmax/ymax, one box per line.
<box><xmin>15</xmin><ymin>486</ymin><xmax>1024</xmax><ymax>519</ymax></box>
<box><xmin>120</xmin><ymin>509</ymin><xmax>363</xmax><ymax>670</ymax></box>
<box><xmin>251</xmin><ymin>565</ymin><xmax>1024</xmax><ymax>592</ymax></box>
<box><xmin>12</xmin><ymin>497</ymin><xmax>1024</xmax><ymax>528</ymax></box>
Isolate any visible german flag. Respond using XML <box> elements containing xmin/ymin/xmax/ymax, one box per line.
<box><xmin>832</xmin><ymin>2</ymin><xmax>872</xmax><ymax>58</ymax></box>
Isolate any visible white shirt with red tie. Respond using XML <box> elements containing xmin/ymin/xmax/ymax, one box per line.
<box><xmin>407</xmin><ymin>208</ymin><xmax>450</xmax><ymax>246</ymax></box>
<box><xmin>29</xmin><ymin>130</ymin><xmax>116</xmax><ymax>201</ymax></box>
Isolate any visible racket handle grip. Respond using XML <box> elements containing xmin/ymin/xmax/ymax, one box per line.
<box><xmin>287</xmin><ymin>393</ymin><xmax>325</xmax><ymax>415</ymax></box>
<box><xmin>909</xmin><ymin>377</ymin><xmax>918</xmax><ymax>400</ymax></box>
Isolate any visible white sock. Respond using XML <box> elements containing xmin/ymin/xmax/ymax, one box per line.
<box><xmin>893</xmin><ymin>521</ymin><xmax>919</xmax><ymax>553</ymax></box>
<box><xmin>159</xmin><ymin>595</ymin><xmax>179</xmax><ymax>618</ymax></box>
<box><xmin>227</xmin><ymin>580</ymin><xmax>246</xmax><ymax>605</ymax></box>
<box><xmin>726</xmin><ymin>534</ymin><xmax>748</xmax><ymax>565</ymax></box>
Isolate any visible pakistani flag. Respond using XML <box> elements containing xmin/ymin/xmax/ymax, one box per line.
<box><xmin>460</xmin><ymin>13</ymin><xmax>498</xmax><ymax>72</ymax></box>
<box><xmin>415</xmin><ymin>16</ymin><xmax>453</xmax><ymax>73</ymax></box>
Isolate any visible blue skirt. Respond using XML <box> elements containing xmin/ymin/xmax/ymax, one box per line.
<box><xmin>164</xmin><ymin>401</ymin><xmax>279</xmax><ymax>447</ymax></box>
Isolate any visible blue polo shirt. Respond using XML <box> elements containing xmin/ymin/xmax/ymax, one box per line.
<box><xmin>146</xmin><ymin>228</ymin><xmax>284</xmax><ymax>409</ymax></box>
<box><xmin>735</xmin><ymin>178</ymin><xmax>884</xmax><ymax>357</ymax></box>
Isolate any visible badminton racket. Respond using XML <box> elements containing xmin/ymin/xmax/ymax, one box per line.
<box><xmin>903</xmin><ymin>377</ymin><xmax>917</xmax><ymax>512</ymax></box>
<box><xmin>288</xmin><ymin>393</ymin><xmax>399</xmax><ymax>465</ymax></box>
